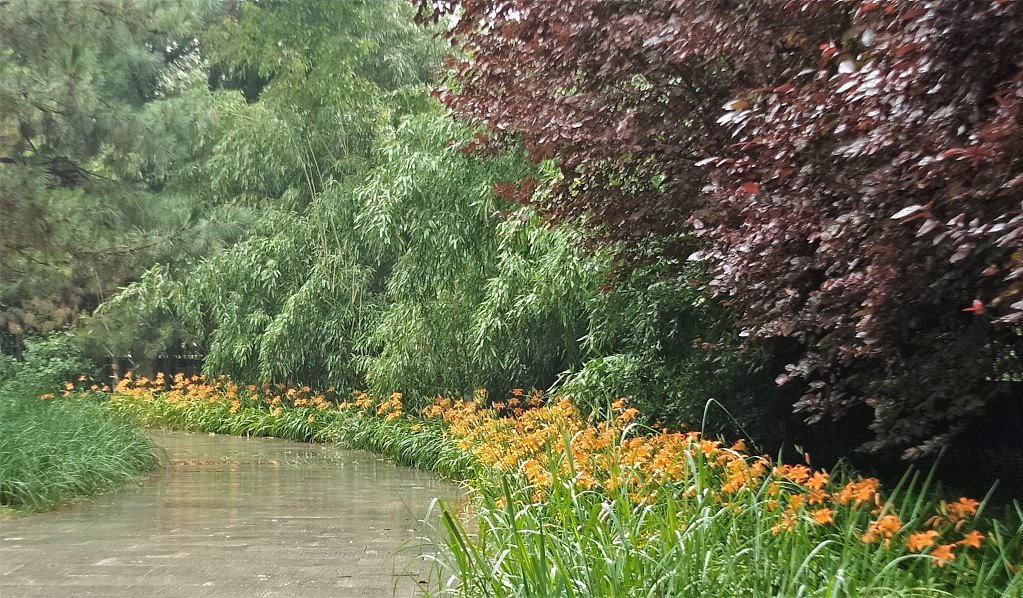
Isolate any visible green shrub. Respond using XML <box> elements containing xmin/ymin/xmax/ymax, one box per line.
<box><xmin>560</xmin><ymin>259</ymin><xmax>792</xmax><ymax>447</ymax></box>
<box><xmin>0</xmin><ymin>334</ymin><xmax>99</xmax><ymax>398</ymax></box>
<box><xmin>0</xmin><ymin>391</ymin><xmax>157</xmax><ymax>512</ymax></box>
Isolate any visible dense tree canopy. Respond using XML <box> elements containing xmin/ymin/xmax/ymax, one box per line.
<box><xmin>78</xmin><ymin>0</ymin><xmax>443</xmax><ymax>373</ymax></box>
<box><xmin>418</xmin><ymin>0</ymin><xmax>1023</xmax><ymax>457</ymax></box>
<box><xmin>78</xmin><ymin>0</ymin><xmax>766</xmax><ymax>439</ymax></box>
<box><xmin>6</xmin><ymin>0</ymin><xmax>1020</xmax><ymax>470</ymax></box>
<box><xmin>0</xmin><ymin>0</ymin><xmax>229</xmax><ymax>342</ymax></box>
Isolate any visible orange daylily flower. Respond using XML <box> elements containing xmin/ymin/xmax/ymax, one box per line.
<box><xmin>931</xmin><ymin>543</ymin><xmax>956</xmax><ymax>567</ymax></box>
<box><xmin>862</xmin><ymin>514</ymin><xmax>901</xmax><ymax>543</ymax></box>
<box><xmin>948</xmin><ymin>497</ymin><xmax>980</xmax><ymax>519</ymax></box>
<box><xmin>771</xmin><ymin>513</ymin><xmax>798</xmax><ymax>535</ymax></box>
<box><xmin>776</xmin><ymin>464</ymin><xmax>811</xmax><ymax>485</ymax></box>
<box><xmin>812</xmin><ymin>508</ymin><xmax>835</xmax><ymax>525</ymax></box>
<box><xmin>837</xmin><ymin>478</ymin><xmax>880</xmax><ymax>507</ymax></box>
<box><xmin>958</xmin><ymin>530</ymin><xmax>984</xmax><ymax>549</ymax></box>
<box><xmin>806</xmin><ymin>471</ymin><xmax>828</xmax><ymax>491</ymax></box>
<box><xmin>616</xmin><ymin>407</ymin><xmax>640</xmax><ymax>423</ymax></box>
<box><xmin>906</xmin><ymin>530</ymin><xmax>940</xmax><ymax>552</ymax></box>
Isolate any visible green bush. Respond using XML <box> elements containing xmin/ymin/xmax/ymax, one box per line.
<box><xmin>0</xmin><ymin>334</ymin><xmax>99</xmax><ymax>399</ymax></box>
<box><xmin>0</xmin><ymin>391</ymin><xmax>158</xmax><ymax>512</ymax></box>
<box><xmin>560</xmin><ymin>259</ymin><xmax>792</xmax><ymax>447</ymax></box>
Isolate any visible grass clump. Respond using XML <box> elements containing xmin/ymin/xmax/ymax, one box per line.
<box><xmin>107</xmin><ymin>374</ymin><xmax>1023</xmax><ymax>597</ymax></box>
<box><xmin>1</xmin><ymin>387</ymin><xmax>158</xmax><ymax>514</ymax></box>
<box><xmin>1</xmin><ymin>335</ymin><xmax>158</xmax><ymax>514</ymax></box>
<box><xmin>420</xmin><ymin>396</ymin><xmax>1023</xmax><ymax>598</ymax></box>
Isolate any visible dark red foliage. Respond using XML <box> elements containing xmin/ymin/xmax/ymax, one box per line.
<box><xmin>419</xmin><ymin>0</ymin><xmax>1023</xmax><ymax>457</ymax></box>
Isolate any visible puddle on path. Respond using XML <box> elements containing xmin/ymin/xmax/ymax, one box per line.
<box><xmin>1</xmin><ymin>430</ymin><xmax>467</xmax><ymax>598</ymax></box>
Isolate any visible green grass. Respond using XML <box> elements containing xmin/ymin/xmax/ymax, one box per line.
<box><xmin>0</xmin><ymin>390</ymin><xmax>159</xmax><ymax>514</ymax></box>
<box><xmin>427</xmin><ymin>456</ymin><xmax>1023</xmax><ymax>598</ymax></box>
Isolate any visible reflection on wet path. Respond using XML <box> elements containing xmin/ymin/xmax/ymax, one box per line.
<box><xmin>1</xmin><ymin>430</ymin><xmax>466</xmax><ymax>597</ymax></box>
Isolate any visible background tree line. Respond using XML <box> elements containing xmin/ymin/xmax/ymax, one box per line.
<box><xmin>2</xmin><ymin>0</ymin><xmax>1020</xmax><ymax>488</ymax></box>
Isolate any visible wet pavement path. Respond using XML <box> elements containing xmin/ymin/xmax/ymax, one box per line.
<box><xmin>1</xmin><ymin>430</ymin><xmax>465</xmax><ymax>598</ymax></box>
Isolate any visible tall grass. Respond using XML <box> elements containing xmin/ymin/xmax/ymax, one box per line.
<box><xmin>0</xmin><ymin>389</ymin><xmax>158</xmax><ymax>513</ymax></box>
<box><xmin>106</xmin><ymin>374</ymin><xmax>1023</xmax><ymax>597</ymax></box>
<box><xmin>428</xmin><ymin>447</ymin><xmax>1023</xmax><ymax>597</ymax></box>
<box><xmin>419</xmin><ymin>398</ymin><xmax>1023</xmax><ymax>597</ymax></box>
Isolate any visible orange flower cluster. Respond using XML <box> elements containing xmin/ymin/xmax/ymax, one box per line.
<box><xmin>111</xmin><ymin>372</ymin><xmax>333</xmax><ymax>413</ymax></box>
<box><xmin>374</xmin><ymin>392</ymin><xmax>404</xmax><ymax>421</ymax></box>
<box><xmin>903</xmin><ymin>497</ymin><xmax>986</xmax><ymax>567</ymax></box>
<box><xmin>430</xmin><ymin>395</ymin><xmax>770</xmax><ymax>504</ymax></box>
<box><xmin>416</xmin><ymin>393</ymin><xmax>990</xmax><ymax>566</ymax></box>
<box><xmin>862</xmin><ymin>514</ymin><xmax>902</xmax><ymax>545</ymax></box>
<box><xmin>337</xmin><ymin>390</ymin><xmax>376</xmax><ymax>411</ymax></box>
<box><xmin>52</xmin><ymin>374</ymin><xmax>110</xmax><ymax>397</ymax></box>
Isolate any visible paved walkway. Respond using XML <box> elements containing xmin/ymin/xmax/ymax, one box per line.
<box><xmin>1</xmin><ymin>430</ymin><xmax>466</xmax><ymax>598</ymax></box>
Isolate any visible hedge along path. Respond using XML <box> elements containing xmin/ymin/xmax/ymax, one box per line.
<box><xmin>0</xmin><ymin>429</ymin><xmax>467</xmax><ymax>598</ymax></box>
